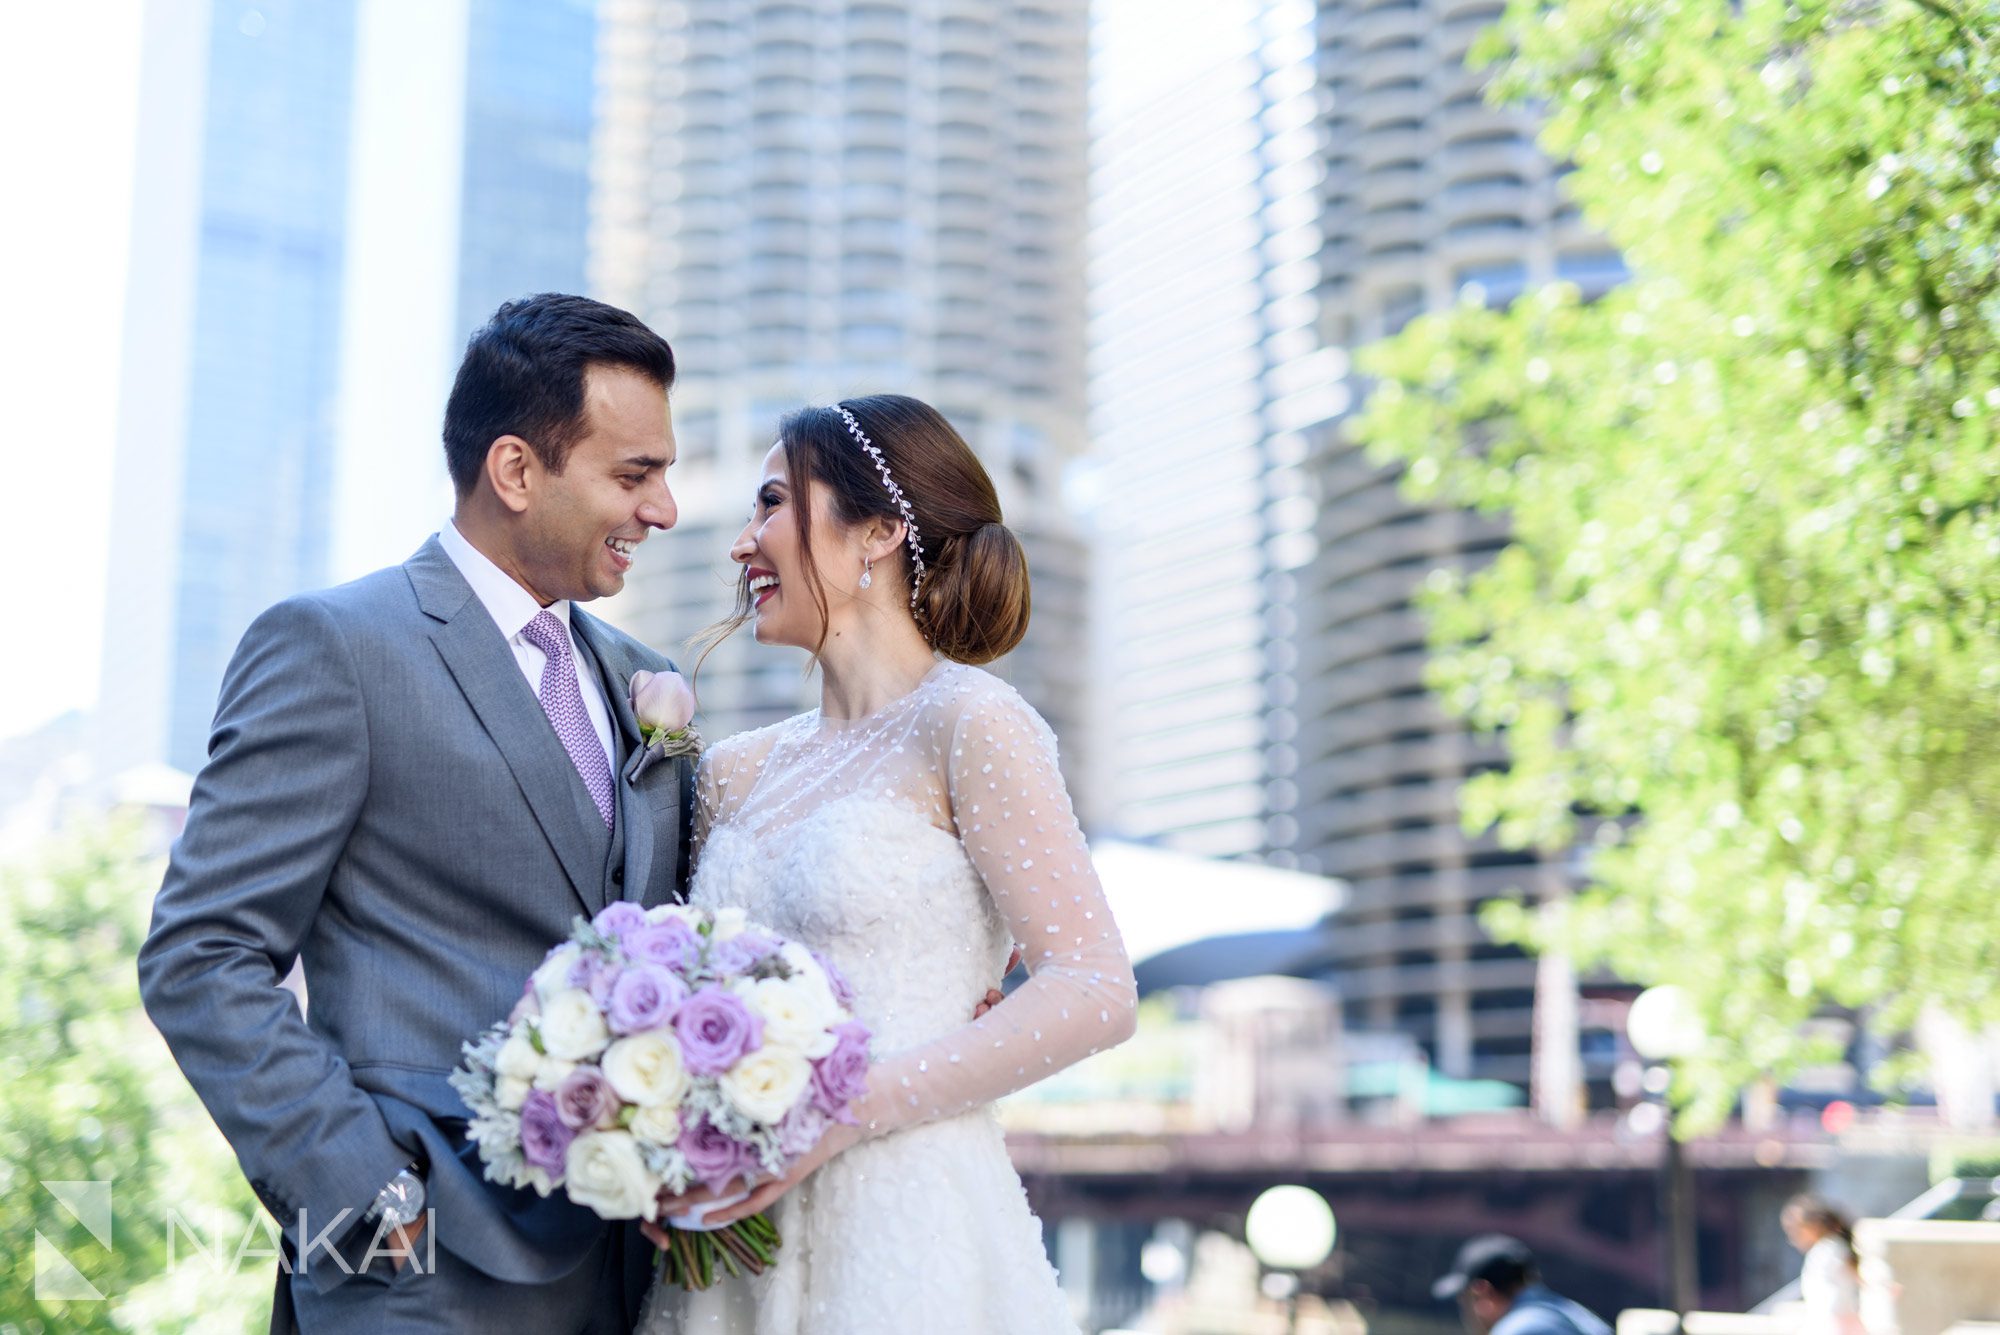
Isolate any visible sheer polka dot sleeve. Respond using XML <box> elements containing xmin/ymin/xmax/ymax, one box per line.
<box><xmin>691</xmin><ymin>734</ymin><xmax>765</xmax><ymax>868</ymax></box>
<box><xmin>692</xmin><ymin>752</ymin><xmax>720</xmax><ymax>866</ymax></box>
<box><xmin>849</xmin><ymin>681</ymin><xmax>1137</xmax><ymax>1139</ymax></box>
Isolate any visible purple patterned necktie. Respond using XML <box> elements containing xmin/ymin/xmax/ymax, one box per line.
<box><xmin>522</xmin><ymin>610</ymin><xmax>614</xmax><ymax>828</ymax></box>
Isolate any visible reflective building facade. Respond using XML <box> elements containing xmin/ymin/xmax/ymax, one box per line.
<box><xmin>103</xmin><ymin>0</ymin><xmax>360</xmax><ymax>776</ymax></box>
<box><xmin>104</xmin><ymin>0</ymin><xmax>600</xmax><ymax>776</ymax></box>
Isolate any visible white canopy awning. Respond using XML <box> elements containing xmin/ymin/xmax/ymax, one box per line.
<box><xmin>1088</xmin><ymin>839</ymin><xmax>1344</xmax><ymax>968</ymax></box>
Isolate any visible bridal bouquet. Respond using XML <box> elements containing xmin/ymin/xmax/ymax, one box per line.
<box><xmin>450</xmin><ymin>901</ymin><xmax>870</xmax><ymax>1288</ymax></box>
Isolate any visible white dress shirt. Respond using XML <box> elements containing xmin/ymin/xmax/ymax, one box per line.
<box><xmin>437</xmin><ymin>520</ymin><xmax>616</xmax><ymax>769</ymax></box>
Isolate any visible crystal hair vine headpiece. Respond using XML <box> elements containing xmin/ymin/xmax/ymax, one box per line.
<box><xmin>835</xmin><ymin>403</ymin><xmax>927</xmax><ymax>609</ymax></box>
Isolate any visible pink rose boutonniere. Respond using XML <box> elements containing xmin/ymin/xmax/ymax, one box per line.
<box><xmin>628</xmin><ymin>669</ymin><xmax>702</xmax><ymax>780</ymax></box>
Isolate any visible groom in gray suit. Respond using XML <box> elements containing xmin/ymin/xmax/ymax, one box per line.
<box><xmin>139</xmin><ymin>294</ymin><xmax>689</xmax><ymax>1332</ymax></box>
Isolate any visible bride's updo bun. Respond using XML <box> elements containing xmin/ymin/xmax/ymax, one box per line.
<box><xmin>917</xmin><ymin>520</ymin><xmax>1030</xmax><ymax>666</ymax></box>
<box><xmin>777</xmin><ymin>394</ymin><xmax>1031</xmax><ymax>665</ymax></box>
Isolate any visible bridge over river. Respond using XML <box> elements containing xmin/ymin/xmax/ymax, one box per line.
<box><xmin>1007</xmin><ymin>1113</ymin><xmax>1838</xmax><ymax>1327</ymax></box>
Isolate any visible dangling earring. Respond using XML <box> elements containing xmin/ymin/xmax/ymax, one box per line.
<box><xmin>859</xmin><ymin>558</ymin><xmax>873</xmax><ymax>590</ymax></box>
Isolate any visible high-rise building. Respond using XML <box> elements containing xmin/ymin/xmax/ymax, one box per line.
<box><xmin>1086</xmin><ymin>0</ymin><xmax>1337</xmax><ymax>858</ymax></box>
<box><xmin>102</xmin><ymin>0</ymin><xmax>600</xmax><ymax>776</ymax></box>
<box><xmin>1084</xmin><ymin>0</ymin><xmax>1627</xmax><ymax>1092</ymax></box>
<box><xmin>103</xmin><ymin>0</ymin><xmax>361</xmax><ymax>776</ymax></box>
<box><xmin>591</xmin><ymin>0</ymin><xmax>1095</xmax><ymax>801</ymax></box>
<box><xmin>1290</xmin><ymin>0</ymin><xmax>1627</xmax><ymax>1086</ymax></box>
<box><xmin>455</xmin><ymin>0</ymin><xmax>600</xmax><ymax>338</ymax></box>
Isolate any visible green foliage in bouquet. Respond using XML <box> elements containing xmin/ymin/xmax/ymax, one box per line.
<box><xmin>0</xmin><ymin>820</ymin><xmax>268</xmax><ymax>1332</ymax></box>
<box><xmin>1353</xmin><ymin>0</ymin><xmax>2000</xmax><ymax>1127</ymax></box>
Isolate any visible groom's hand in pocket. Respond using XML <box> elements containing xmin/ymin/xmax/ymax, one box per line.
<box><xmin>388</xmin><ymin>1217</ymin><xmax>426</xmax><ymax>1274</ymax></box>
<box><xmin>972</xmin><ymin>945</ymin><xmax>1022</xmax><ymax>1019</ymax></box>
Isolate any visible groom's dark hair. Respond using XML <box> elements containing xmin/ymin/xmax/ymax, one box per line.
<box><xmin>443</xmin><ymin>293</ymin><xmax>676</xmax><ymax>495</ymax></box>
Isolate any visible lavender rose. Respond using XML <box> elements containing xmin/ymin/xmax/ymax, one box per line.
<box><xmin>679</xmin><ymin>1116</ymin><xmax>752</xmax><ymax>1194</ymax></box>
<box><xmin>777</xmin><ymin>1099</ymin><xmax>830</xmax><ymax>1158</ymax></box>
<box><xmin>810</xmin><ymin>1021</ymin><xmax>871</xmax><ymax>1122</ymax></box>
<box><xmin>708</xmin><ymin>930</ymin><xmax>781</xmax><ymax>977</ymax></box>
<box><xmin>519</xmin><ymin>1089</ymin><xmax>577</xmax><ymax>1177</ymax></box>
<box><xmin>631</xmin><ymin>669</ymin><xmax>696</xmax><ymax>739</ymax></box>
<box><xmin>554</xmin><ymin>1065</ymin><xmax>618</xmax><ymax>1131</ymax></box>
<box><xmin>673</xmin><ymin>987</ymin><xmax>764</xmax><ymax>1075</ymax></box>
<box><xmin>607</xmin><ymin>963</ymin><xmax>688</xmax><ymax>1036</ymax></box>
<box><xmin>811</xmin><ymin>950</ymin><xmax>857</xmax><ymax>1009</ymax></box>
<box><xmin>624</xmin><ymin>918</ymin><xmax>700</xmax><ymax>973</ymax></box>
<box><xmin>593</xmin><ymin>901</ymin><xmax>647</xmax><ymax>941</ymax></box>
<box><xmin>568</xmin><ymin>952</ymin><xmax>623</xmax><ymax>1007</ymax></box>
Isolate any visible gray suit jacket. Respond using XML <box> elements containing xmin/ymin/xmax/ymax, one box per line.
<box><xmin>137</xmin><ymin>537</ymin><xmax>691</xmax><ymax>1302</ymax></box>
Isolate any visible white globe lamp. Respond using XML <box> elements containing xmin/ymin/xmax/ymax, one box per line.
<box><xmin>1245</xmin><ymin>1185</ymin><xmax>1337</xmax><ymax>1272</ymax></box>
<box><xmin>1627</xmin><ymin>984</ymin><xmax>1706</xmax><ymax>1062</ymax></box>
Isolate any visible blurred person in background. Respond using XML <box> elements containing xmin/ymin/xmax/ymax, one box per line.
<box><xmin>1781</xmin><ymin>1194</ymin><xmax>1864</xmax><ymax>1335</ymax></box>
<box><xmin>1432</xmin><ymin>1235</ymin><xmax>1611</xmax><ymax>1335</ymax></box>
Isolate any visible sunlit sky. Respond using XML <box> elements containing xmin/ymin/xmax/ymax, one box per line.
<box><xmin>0</xmin><ymin>4</ymin><xmax>142</xmax><ymax>740</ymax></box>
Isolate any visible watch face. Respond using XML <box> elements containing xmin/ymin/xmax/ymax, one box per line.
<box><xmin>382</xmin><ymin>1172</ymin><xmax>425</xmax><ymax>1226</ymax></box>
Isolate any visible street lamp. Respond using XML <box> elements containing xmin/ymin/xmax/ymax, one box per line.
<box><xmin>1626</xmin><ymin>985</ymin><xmax>1705</xmax><ymax>1320</ymax></box>
<box><xmin>1246</xmin><ymin>1185</ymin><xmax>1337</xmax><ymax>1334</ymax></box>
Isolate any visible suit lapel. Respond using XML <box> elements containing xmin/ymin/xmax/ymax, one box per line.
<box><xmin>572</xmin><ymin>610</ymin><xmax>662</xmax><ymax>905</ymax></box>
<box><xmin>407</xmin><ymin>539</ymin><xmax>603</xmax><ymax>920</ymax></box>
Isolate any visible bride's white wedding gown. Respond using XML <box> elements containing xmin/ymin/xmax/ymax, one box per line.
<box><xmin>638</xmin><ymin>663</ymin><xmax>1136</xmax><ymax>1335</ymax></box>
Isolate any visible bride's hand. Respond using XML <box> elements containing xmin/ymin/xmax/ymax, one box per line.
<box><xmin>972</xmin><ymin>946</ymin><xmax>1023</xmax><ymax>1019</ymax></box>
<box><xmin>642</xmin><ymin>1122</ymin><xmax>865</xmax><ymax>1245</ymax></box>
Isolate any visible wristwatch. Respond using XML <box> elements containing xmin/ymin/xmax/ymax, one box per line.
<box><xmin>365</xmin><ymin>1162</ymin><xmax>427</xmax><ymax>1231</ymax></box>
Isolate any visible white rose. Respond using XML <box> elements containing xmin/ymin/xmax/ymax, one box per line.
<box><xmin>537</xmin><ymin>989</ymin><xmax>610</xmax><ymax>1061</ymax></box>
<box><xmin>600</xmin><ymin>1032</ymin><xmax>690</xmax><ymax>1109</ymax></box>
<box><xmin>532</xmin><ymin>1057</ymin><xmax>577</xmax><ymax>1091</ymax></box>
<box><xmin>531</xmin><ymin>944</ymin><xmax>583</xmax><ymax>1001</ymax></box>
<box><xmin>495</xmin><ymin>1075</ymin><xmax>531</xmax><ymax>1111</ymax></box>
<box><xmin>644</xmin><ymin>903</ymin><xmax>699</xmax><ymax>927</ymax></box>
<box><xmin>718</xmin><ymin>1046</ymin><xmax>812</xmax><ymax>1125</ymax></box>
<box><xmin>775</xmin><ymin>944</ymin><xmax>842</xmax><ymax>1011</ymax></box>
<box><xmin>708</xmin><ymin>906</ymin><xmax>749</xmax><ymax>942</ymax></box>
<box><xmin>733</xmin><ymin>977</ymin><xmax>840</xmax><ymax>1058</ymax></box>
<box><xmin>629</xmin><ymin>1102</ymin><xmax>683</xmax><ymax>1148</ymax></box>
<box><xmin>563</xmin><ymin>1131</ymin><xmax>660</xmax><ymax>1221</ymax></box>
<box><xmin>496</xmin><ymin>1028</ymin><xmax>541</xmax><ymax>1080</ymax></box>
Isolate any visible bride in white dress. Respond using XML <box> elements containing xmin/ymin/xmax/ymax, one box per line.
<box><xmin>638</xmin><ymin>394</ymin><xmax>1137</xmax><ymax>1334</ymax></box>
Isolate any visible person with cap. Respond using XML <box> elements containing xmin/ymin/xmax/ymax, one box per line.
<box><xmin>1433</xmin><ymin>1235</ymin><xmax>1612</xmax><ymax>1335</ymax></box>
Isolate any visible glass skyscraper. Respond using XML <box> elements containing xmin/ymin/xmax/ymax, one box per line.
<box><xmin>104</xmin><ymin>0</ymin><xmax>599</xmax><ymax>776</ymax></box>
<box><xmin>455</xmin><ymin>0</ymin><xmax>599</xmax><ymax>341</ymax></box>
<box><xmin>104</xmin><ymin>0</ymin><xmax>360</xmax><ymax>776</ymax></box>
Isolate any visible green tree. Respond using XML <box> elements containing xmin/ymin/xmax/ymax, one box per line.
<box><xmin>1353</xmin><ymin>0</ymin><xmax>2000</xmax><ymax>1125</ymax></box>
<box><xmin>0</xmin><ymin>819</ymin><xmax>268</xmax><ymax>1332</ymax></box>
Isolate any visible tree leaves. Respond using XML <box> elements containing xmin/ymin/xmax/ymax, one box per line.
<box><xmin>0</xmin><ymin>822</ymin><xmax>267</xmax><ymax>1330</ymax></box>
<box><xmin>1355</xmin><ymin>0</ymin><xmax>2000</xmax><ymax>1124</ymax></box>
